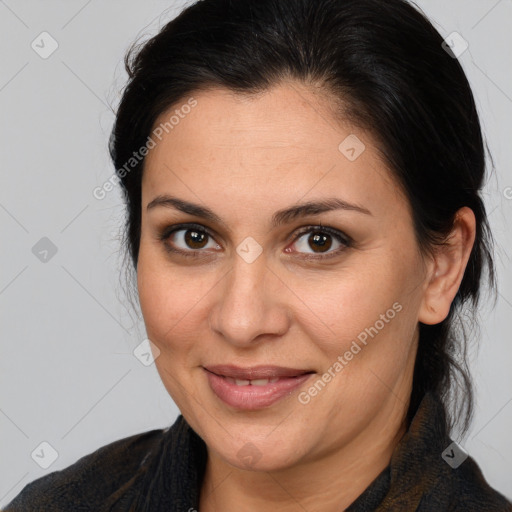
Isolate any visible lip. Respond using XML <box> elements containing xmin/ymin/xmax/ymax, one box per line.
<box><xmin>204</xmin><ymin>364</ymin><xmax>313</xmax><ymax>380</ymax></box>
<box><xmin>203</xmin><ymin>365</ymin><xmax>314</xmax><ymax>410</ymax></box>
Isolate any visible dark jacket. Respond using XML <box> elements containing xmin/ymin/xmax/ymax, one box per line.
<box><xmin>4</xmin><ymin>392</ymin><xmax>511</xmax><ymax>511</ymax></box>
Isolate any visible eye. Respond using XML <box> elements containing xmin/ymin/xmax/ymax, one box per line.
<box><xmin>159</xmin><ymin>223</ymin><xmax>221</xmax><ymax>256</ymax></box>
<box><xmin>158</xmin><ymin>222</ymin><xmax>351</xmax><ymax>260</ymax></box>
<box><xmin>288</xmin><ymin>225</ymin><xmax>351</xmax><ymax>259</ymax></box>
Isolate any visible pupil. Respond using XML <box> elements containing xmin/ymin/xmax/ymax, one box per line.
<box><xmin>309</xmin><ymin>232</ymin><xmax>332</xmax><ymax>253</ymax></box>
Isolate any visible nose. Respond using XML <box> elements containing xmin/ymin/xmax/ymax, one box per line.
<box><xmin>208</xmin><ymin>252</ymin><xmax>291</xmax><ymax>347</ymax></box>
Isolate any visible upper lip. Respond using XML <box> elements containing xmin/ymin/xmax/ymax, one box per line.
<box><xmin>204</xmin><ymin>365</ymin><xmax>314</xmax><ymax>380</ymax></box>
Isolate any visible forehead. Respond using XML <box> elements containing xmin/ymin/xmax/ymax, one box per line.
<box><xmin>147</xmin><ymin>83</ymin><xmax>359</xmax><ymax>159</ymax></box>
<box><xmin>141</xmin><ymin>83</ymin><xmax>406</xmax><ymax>223</ymax></box>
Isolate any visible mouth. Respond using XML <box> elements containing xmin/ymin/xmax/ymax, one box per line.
<box><xmin>203</xmin><ymin>365</ymin><xmax>315</xmax><ymax>410</ymax></box>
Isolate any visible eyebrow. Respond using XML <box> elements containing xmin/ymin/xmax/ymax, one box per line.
<box><xmin>146</xmin><ymin>195</ymin><xmax>372</xmax><ymax>229</ymax></box>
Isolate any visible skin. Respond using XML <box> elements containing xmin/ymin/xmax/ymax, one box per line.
<box><xmin>137</xmin><ymin>81</ymin><xmax>476</xmax><ymax>511</ymax></box>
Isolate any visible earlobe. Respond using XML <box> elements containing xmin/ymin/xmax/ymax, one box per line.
<box><xmin>418</xmin><ymin>207</ymin><xmax>476</xmax><ymax>325</ymax></box>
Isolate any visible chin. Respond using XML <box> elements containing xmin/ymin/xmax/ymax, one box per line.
<box><xmin>227</xmin><ymin>446</ymin><xmax>302</xmax><ymax>472</ymax></box>
<box><xmin>205</xmin><ymin>428</ymin><xmax>308</xmax><ymax>472</ymax></box>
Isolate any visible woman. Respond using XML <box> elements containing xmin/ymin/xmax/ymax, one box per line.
<box><xmin>5</xmin><ymin>0</ymin><xmax>511</xmax><ymax>510</ymax></box>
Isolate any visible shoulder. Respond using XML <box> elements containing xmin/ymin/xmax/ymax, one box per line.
<box><xmin>2</xmin><ymin>427</ymin><xmax>166</xmax><ymax>512</ymax></box>
<box><xmin>430</xmin><ymin>454</ymin><xmax>512</xmax><ymax>511</ymax></box>
<box><xmin>380</xmin><ymin>393</ymin><xmax>512</xmax><ymax>511</ymax></box>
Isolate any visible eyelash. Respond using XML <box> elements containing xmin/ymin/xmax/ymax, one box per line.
<box><xmin>157</xmin><ymin>222</ymin><xmax>352</xmax><ymax>261</ymax></box>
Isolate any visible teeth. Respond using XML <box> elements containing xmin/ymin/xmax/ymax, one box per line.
<box><xmin>251</xmin><ymin>378</ymin><xmax>270</xmax><ymax>386</ymax></box>
<box><xmin>225</xmin><ymin>377</ymin><xmax>280</xmax><ymax>385</ymax></box>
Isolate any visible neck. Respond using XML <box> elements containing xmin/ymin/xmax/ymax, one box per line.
<box><xmin>199</xmin><ymin>393</ymin><xmax>408</xmax><ymax>512</ymax></box>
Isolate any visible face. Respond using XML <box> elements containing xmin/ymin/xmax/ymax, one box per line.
<box><xmin>137</xmin><ymin>82</ymin><xmax>430</xmax><ymax>472</ymax></box>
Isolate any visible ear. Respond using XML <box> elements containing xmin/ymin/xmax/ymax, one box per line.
<box><xmin>418</xmin><ymin>207</ymin><xmax>476</xmax><ymax>325</ymax></box>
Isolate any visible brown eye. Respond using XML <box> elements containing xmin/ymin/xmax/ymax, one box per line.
<box><xmin>290</xmin><ymin>226</ymin><xmax>350</xmax><ymax>259</ymax></box>
<box><xmin>183</xmin><ymin>229</ymin><xmax>208</xmax><ymax>249</ymax></box>
<box><xmin>306</xmin><ymin>232</ymin><xmax>333</xmax><ymax>253</ymax></box>
<box><xmin>161</xmin><ymin>224</ymin><xmax>221</xmax><ymax>255</ymax></box>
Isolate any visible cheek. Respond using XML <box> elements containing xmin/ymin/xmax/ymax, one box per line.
<box><xmin>288</xmin><ymin>263</ymin><xmax>398</xmax><ymax>345</ymax></box>
<box><xmin>137</xmin><ymin>244</ymin><xmax>193</xmax><ymax>348</ymax></box>
<box><xmin>290</xmin><ymin>252</ymin><xmax>421</xmax><ymax>373</ymax></box>
<box><xmin>136</xmin><ymin>240</ymin><xmax>221</xmax><ymax>360</ymax></box>
<box><xmin>136</xmin><ymin>249</ymin><xmax>203</xmax><ymax>409</ymax></box>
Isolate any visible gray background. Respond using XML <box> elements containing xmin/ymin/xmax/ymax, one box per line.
<box><xmin>1</xmin><ymin>0</ymin><xmax>511</xmax><ymax>506</ymax></box>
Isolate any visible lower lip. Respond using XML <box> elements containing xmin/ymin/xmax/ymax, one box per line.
<box><xmin>204</xmin><ymin>369</ymin><xmax>313</xmax><ymax>410</ymax></box>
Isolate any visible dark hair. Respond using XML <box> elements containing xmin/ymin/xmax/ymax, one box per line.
<box><xmin>109</xmin><ymin>0</ymin><xmax>496</xmax><ymax>435</ymax></box>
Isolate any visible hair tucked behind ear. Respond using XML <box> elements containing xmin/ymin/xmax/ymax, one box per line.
<box><xmin>109</xmin><ymin>0</ymin><xmax>496</xmax><ymax>436</ymax></box>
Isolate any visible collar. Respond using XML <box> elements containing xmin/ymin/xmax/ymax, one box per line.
<box><xmin>132</xmin><ymin>393</ymin><xmax>510</xmax><ymax>511</ymax></box>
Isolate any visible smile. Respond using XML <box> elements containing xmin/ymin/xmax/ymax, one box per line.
<box><xmin>203</xmin><ymin>365</ymin><xmax>314</xmax><ymax>410</ymax></box>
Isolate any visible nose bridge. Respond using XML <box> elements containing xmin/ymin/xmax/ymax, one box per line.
<box><xmin>209</xmin><ymin>250</ymin><xmax>289</xmax><ymax>346</ymax></box>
